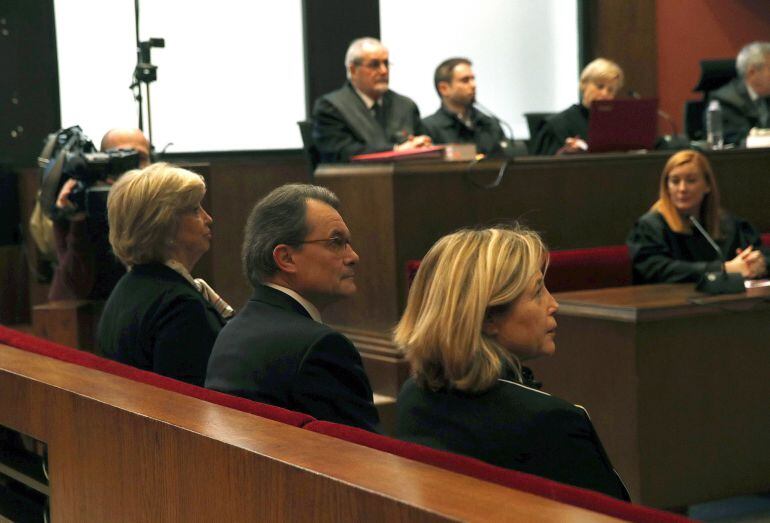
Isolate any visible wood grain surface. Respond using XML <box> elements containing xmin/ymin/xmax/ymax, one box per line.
<box><xmin>0</xmin><ymin>343</ymin><xmax>622</xmax><ymax>522</ymax></box>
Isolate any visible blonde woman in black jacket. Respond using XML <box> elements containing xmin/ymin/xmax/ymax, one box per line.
<box><xmin>395</xmin><ymin>225</ymin><xmax>629</xmax><ymax>500</ymax></box>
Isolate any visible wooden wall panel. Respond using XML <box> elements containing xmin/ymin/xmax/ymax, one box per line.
<box><xmin>203</xmin><ymin>156</ymin><xmax>309</xmax><ymax>309</ymax></box>
<box><xmin>583</xmin><ymin>0</ymin><xmax>658</xmax><ymax>98</ymax></box>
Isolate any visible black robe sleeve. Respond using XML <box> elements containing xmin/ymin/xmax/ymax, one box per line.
<box><xmin>531</xmin><ymin>105</ymin><xmax>589</xmax><ymax>156</ymax></box>
<box><xmin>531</xmin><ymin>120</ymin><xmax>565</xmax><ymax>155</ymax></box>
<box><xmin>627</xmin><ymin>214</ymin><xmax>721</xmax><ymax>284</ymax></box>
<box><xmin>311</xmin><ymin>97</ymin><xmax>392</xmax><ymax>162</ymax></box>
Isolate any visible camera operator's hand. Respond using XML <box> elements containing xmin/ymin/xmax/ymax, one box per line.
<box><xmin>56</xmin><ymin>179</ymin><xmax>86</xmax><ymax>221</ymax></box>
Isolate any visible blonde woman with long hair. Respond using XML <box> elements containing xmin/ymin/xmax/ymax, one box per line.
<box><xmin>395</xmin><ymin>225</ymin><xmax>629</xmax><ymax>500</ymax></box>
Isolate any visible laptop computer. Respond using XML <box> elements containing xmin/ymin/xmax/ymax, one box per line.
<box><xmin>587</xmin><ymin>98</ymin><xmax>658</xmax><ymax>153</ymax></box>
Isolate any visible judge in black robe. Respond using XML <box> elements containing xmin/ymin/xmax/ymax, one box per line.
<box><xmin>707</xmin><ymin>78</ymin><xmax>770</xmax><ymax>146</ymax></box>
<box><xmin>704</xmin><ymin>43</ymin><xmax>770</xmax><ymax>146</ymax></box>
<box><xmin>311</xmin><ymin>38</ymin><xmax>430</xmax><ymax>163</ymax></box>
<box><xmin>532</xmin><ymin>58</ymin><xmax>624</xmax><ymax>155</ymax></box>
<box><xmin>531</xmin><ymin>104</ymin><xmax>588</xmax><ymax>156</ymax></box>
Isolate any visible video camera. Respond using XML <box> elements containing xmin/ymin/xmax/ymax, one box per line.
<box><xmin>65</xmin><ymin>149</ymin><xmax>140</xmax><ymax>215</ymax></box>
<box><xmin>38</xmin><ymin>126</ymin><xmax>141</xmax><ymax>220</ymax></box>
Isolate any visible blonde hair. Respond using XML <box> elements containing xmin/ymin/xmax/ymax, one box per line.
<box><xmin>652</xmin><ymin>150</ymin><xmax>722</xmax><ymax>238</ymax></box>
<box><xmin>108</xmin><ymin>162</ymin><xmax>205</xmax><ymax>267</ymax></box>
<box><xmin>579</xmin><ymin>58</ymin><xmax>624</xmax><ymax>91</ymax></box>
<box><xmin>394</xmin><ymin>225</ymin><xmax>547</xmax><ymax>394</ymax></box>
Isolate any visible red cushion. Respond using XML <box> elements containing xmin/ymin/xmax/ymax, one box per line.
<box><xmin>408</xmin><ymin>245</ymin><xmax>632</xmax><ymax>295</ymax></box>
<box><xmin>304</xmin><ymin>420</ymin><xmax>692</xmax><ymax>523</ymax></box>
<box><xmin>761</xmin><ymin>233</ymin><xmax>770</xmax><ymax>248</ymax></box>
<box><xmin>0</xmin><ymin>325</ymin><xmax>313</xmax><ymax>427</ymax></box>
<box><xmin>546</xmin><ymin>245</ymin><xmax>631</xmax><ymax>292</ymax></box>
<box><xmin>406</xmin><ymin>259</ymin><xmax>421</xmax><ymax>291</ymax></box>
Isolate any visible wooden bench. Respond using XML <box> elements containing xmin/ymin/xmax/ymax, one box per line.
<box><xmin>0</xmin><ymin>325</ymin><xmax>689</xmax><ymax>522</ymax></box>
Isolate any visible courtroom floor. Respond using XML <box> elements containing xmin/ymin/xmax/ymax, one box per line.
<box><xmin>690</xmin><ymin>493</ymin><xmax>770</xmax><ymax>522</ymax></box>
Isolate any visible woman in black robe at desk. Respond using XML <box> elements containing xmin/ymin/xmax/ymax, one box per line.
<box><xmin>627</xmin><ymin>150</ymin><xmax>766</xmax><ymax>284</ymax></box>
<box><xmin>532</xmin><ymin>58</ymin><xmax>624</xmax><ymax>155</ymax></box>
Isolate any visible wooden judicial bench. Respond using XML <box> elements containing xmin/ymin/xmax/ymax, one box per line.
<box><xmin>0</xmin><ymin>325</ymin><xmax>689</xmax><ymax>522</ymax></box>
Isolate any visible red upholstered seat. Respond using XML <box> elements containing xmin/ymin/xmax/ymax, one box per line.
<box><xmin>761</xmin><ymin>233</ymin><xmax>770</xmax><ymax>247</ymax></box>
<box><xmin>545</xmin><ymin>245</ymin><xmax>632</xmax><ymax>292</ymax></box>
<box><xmin>304</xmin><ymin>420</ymin><xmax>691</xmax><ymax>523</ymax></box>
<box><xmin>0</xmin><ymin>325</ymin><xmax>314</xmax><ymax>427</ymax></box>
<box><xmin>407</xmin><ymin>244</ymin><xmax>632</xmax><ymax>295</ymax></box>
<box><xmin>405</xmin><ymin>259</ymin><xmax>422</xmax><ymax>294</ymax></box>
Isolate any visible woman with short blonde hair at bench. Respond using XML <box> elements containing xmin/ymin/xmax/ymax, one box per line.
<box><xmin>394</xmin><ymin>225</ymin><xmax>630</xmax><ymax>500</ymax></box>
<box><xmin>98</xmin><ymin>163</ymin><xmax>231</xmax><ymax>386</ymax></box>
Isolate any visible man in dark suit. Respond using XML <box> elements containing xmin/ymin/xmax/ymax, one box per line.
<box><xmin>707</xmin><ymin>41</ymin><xmax>770</xmax><ymax>145</ymax></box>
<box><xmin>205</xmin><ymin>184</ymin><xmax>379</xmax><ymax>432</ymax></box>
<box><xmin>312</xmin><ymin>37</ymin><xmax>432</xmax><ymax>163</ymax></box>
<box><xmin>422</xmin><ymin>57</ymin><xmax>510</xmax><ymax>157</ymax></box>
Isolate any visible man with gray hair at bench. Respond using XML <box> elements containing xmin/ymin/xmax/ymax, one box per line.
<box><xmin>205</xmin><ymin>184</ymin><xmax>379</xmax><ymax>432</ymax></box>
<box><xmin>707</xmin><ymin>41</ymin><xmax>770</xmax><ymax>145</ymax></box>
<box><xmin>312</xmin><ymin>37</ymin><xmax>432</xmax><ymax>162</ymax></box>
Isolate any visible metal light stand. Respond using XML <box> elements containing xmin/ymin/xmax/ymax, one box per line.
<box><xmin>130</xmin><ymin>0</ymin><xmax>164</xmax><ymax>148</ymax></box>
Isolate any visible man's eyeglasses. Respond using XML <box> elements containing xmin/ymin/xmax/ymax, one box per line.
<box><xmin>356</xmin><ymin>59</ymin><xmax>391</xmax><ymax>70</ymax></box>
<box><xmin>298</xmin><ymin>235</ymin><xmax>354</xmax><ymax>253</ymax></box>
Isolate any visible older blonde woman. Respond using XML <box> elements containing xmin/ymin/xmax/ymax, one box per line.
<box><xmin>627</xmin><ymin>150</ymin><xmax>766</xmax><ymax>284</ymax></box>
<box><xmin>395</xmin><ymin>226</ymin><xmax>629</xmax><ymax>500</ymax></box>
<box><xmin>98</xmin><ymin>163</ymin><xmax>231</xmax><ymax>386</ymax></box>
<box><xmin>532</xmin><ymin>58</ymin><xmax>624</xmax><ymax>155</ymax></box>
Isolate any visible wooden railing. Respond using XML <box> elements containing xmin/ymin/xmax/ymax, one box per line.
<box><xmin>0</xmin><ymin>343</ymin><xmax>628</xmax><ymax>522</ymax></box>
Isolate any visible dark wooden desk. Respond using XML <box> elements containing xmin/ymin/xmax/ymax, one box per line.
<box><xmin>314</xmin><ymin>149</ymin><xmax>770</xmax><ymax>395</ymax></box>
<box><xmin>528</xmin><ymin>284</ymin><xmax>770</xmax><ymax>508</ymax></box>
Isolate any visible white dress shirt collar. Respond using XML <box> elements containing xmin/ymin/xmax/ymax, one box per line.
<box><xmin>352</xmin><ymin>84</ymin><xmax>380</xmax><ymax>110</ymax></box>
<box><xmin>265</xmin><ymin>283</ymin><xmax>322</xmax><ymax>323</ymax></box>
<box><xmin>746</xmin><ymin>81</ymin><xmax>761</xmax><ymax>102</ymax></box>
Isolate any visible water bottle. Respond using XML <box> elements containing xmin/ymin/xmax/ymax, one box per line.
<box><xmin>706</xmin><ymin>100</ymin><xmax>724</xmax><ymax>150</ymax></box>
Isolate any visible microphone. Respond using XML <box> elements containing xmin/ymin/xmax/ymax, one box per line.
<box><xmin>688</xmin><ymin>215</ymin><xmax>724</xmax><ymax>269</ymax></box>
<box><xmin>657</xmin><ymin>108</ymin><xmax>679</xmax><ymax>137</ymax></box>
<box><xmin>687</xmin><ymin>215</ymin><xmax>744</xmax><ymax>294</ymax></box>
<box><xmin>473</xmin><ymin>101</ymin><xmax>514</xmax><ymax>153</ymax></box>
<box><xmin>629</xmin><ymin>90</ymin><xmax>679</xmax><ymax>136</ymax></box>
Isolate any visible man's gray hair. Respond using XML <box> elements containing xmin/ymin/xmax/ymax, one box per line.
<box><xmin>344</xmin><ymin>37</ymin><xmax>385</xmax><ymax>79</ymax></box>
<box><xmin>242</xmin><ymin>183</ymin><xmax>341</xmax><ymax>287</ymax></box>
<box><xmin>736</xmin><ymin>41</ymin><xmax>770</xmax><ymax>77</ymax></box>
